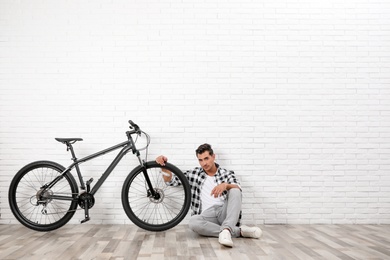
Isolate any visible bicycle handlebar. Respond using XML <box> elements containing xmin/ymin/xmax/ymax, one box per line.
<box><xmin>127</xmin><ymin>120</ymin><xmax>150</xmax><ymax>152</ymax></box>
<box><xmin>128</xmin><ymin>120</ymin><xmax>140</xmax><ymax>133</ymax></box>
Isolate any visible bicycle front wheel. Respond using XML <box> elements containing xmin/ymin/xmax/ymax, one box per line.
<box><xmin>8</xmin><ymin>161</ymin><xmax>79</xmax><ymax>231</ymax></box>
<box><xmin>122</xmin><ymin>161</ymin><xmax>191</xmax><ymax>231</ymax></box>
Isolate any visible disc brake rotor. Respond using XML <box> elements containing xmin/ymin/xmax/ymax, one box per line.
<box><xmin>149</xmin><ymin>188</ymin><xmax>164</xmax><ymax>203</ymax></box>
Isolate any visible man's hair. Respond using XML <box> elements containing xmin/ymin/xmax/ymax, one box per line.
<box><xmin>195</xmin><ymin>143</ymin><xmax>214</xmax><ymax>156</ymax></box>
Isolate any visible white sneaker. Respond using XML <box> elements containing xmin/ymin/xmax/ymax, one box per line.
<box><xmin>240</xmin><ymin>225</ymin><xmax>262</xmax><ymax>239</ymax></box>
<box><xmin>218</xmin><ymin>229</ymin><xmax>234</xmax><ymax>247</ymax></box>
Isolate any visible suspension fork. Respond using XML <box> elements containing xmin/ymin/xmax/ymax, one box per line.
<box><xmin>128</xmin><ymin>131</ymin><xmax>157</xmax><ymax>198</ymax></box>
<box><xmin>135</xmin><ymin>153</ymin><xmax>157</xmax><ymax>198</ymax></box>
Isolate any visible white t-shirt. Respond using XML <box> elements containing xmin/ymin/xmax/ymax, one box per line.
<box><xmin>201</xmin><ymin>175</ymin><xmax>225</xmax><ymax>212</ymax></box>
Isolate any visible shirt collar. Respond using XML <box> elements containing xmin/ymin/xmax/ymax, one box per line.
<box><xmin>201</xmin><ymin>163</ymin><xmax>220</xmax><ymax>176</ymax></box>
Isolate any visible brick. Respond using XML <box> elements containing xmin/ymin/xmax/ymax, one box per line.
<box><xmin>1</xmin><ymin>0</ymin><xmax>390</xmax><ymax>226</ymax></box>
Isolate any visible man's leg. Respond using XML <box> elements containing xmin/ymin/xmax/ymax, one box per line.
<box><xmin>188</xmin><ymin>188</ymin><xmax>242</xmax><ymax>238</ymax></box>
<box><xmin>188</xmin><ymin>206</ymin><xmax>221</xmax><ymax>237</ymax></box>
<box><xmin>217</xmin><ymin>188</ymin><xmax>242</xmax><ymax>238</ymax></box>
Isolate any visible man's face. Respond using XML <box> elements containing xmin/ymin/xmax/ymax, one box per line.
<box><xmin>197</xmin><ymin>151</ymin><xmax>215</xmax><ymax>172</ymax></box>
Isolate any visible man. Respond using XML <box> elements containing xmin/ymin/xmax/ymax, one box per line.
<box><xmin>156</xmin><ymin>143</ymin><xmax>262</xmax><ymax>247</ymax></box>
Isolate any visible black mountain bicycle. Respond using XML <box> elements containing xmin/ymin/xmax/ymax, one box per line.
<box><xmin>8</xmin><ymin>120</ymin><xmax>191</xmax><ymax>232</ymax></box>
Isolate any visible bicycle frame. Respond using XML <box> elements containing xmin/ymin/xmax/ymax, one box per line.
<box><xmin>72</xmin><ymin>141</ymin><xmax>134</xmax><ymax>194</ymax></box>
<box><xmin>44</xmin><ymin>131</ymin><xmax>149</xmax><ymax>200</ymax></box>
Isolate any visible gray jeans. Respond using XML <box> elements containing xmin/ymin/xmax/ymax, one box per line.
<box><xmin>188</xmin><ymin>188</ymin><xmax>242</xmax><ymax>238</ymax></box>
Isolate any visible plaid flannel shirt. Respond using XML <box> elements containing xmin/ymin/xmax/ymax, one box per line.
<box><xmin>167</xmin><ymin>163</ymin><xmax>242</xmax><ymax>226</ymax></box>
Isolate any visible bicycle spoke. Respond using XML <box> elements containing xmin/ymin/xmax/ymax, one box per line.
<box><xmin>10</xmin><ymin>164</ymin><xmax>77</xmax><ymax>230</ymax></box>
<box><xmin>126</xmin><ymin>166</ymin><xmax>187</xmax><ymax>227</ymax></box>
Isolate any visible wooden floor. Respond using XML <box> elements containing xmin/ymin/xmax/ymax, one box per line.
<box><xmin>0</xmin><ymin>224</ymin><xmax>389</xmax><ymax>260</ymax></box>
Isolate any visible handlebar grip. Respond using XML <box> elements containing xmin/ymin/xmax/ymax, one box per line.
<box><xmin>128</xmin><ymin>120</ymin><xmax>139</xmax><ymax>129</ymax></box>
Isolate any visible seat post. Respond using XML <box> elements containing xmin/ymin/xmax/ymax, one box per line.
<box><xmin>65</xmin><ymin>142</ymin><xmax>86</xmax><ymax>190</ymax></box>
<box><xmin>66</xmin><ymin>142</ymin><xmax>78</xmax><ymax>162</ymax></box>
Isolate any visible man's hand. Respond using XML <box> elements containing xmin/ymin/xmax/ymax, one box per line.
<box><xmin>156</xmin><ymin>155</ymin><xmax>168</xmax><ymax>166</ymax></box>
<box><xmin>156</xmin><ymin>155</ymin><xmax>172</xmax><ymax>181</ymax></box>
<box><xmin>211</xmin><ymin>183</ymin><xmax>228</xmax><ymax>198</ymax></box>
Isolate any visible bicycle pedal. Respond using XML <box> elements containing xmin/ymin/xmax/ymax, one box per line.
<box><xmin>86</xmin><ymin>178</ymin><xmax>93</xmax><ymax>192</ymax></box>
<box><xmin>81</xmin><ymin>217</ymin><xmax>90</xmax><ymax>224</ymax></box>
<box><xmin>86</xmin><ymin>178</ymin><xmax>94</xmax><ymax>186</ymax></box>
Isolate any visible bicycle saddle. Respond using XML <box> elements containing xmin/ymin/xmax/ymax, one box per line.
<box><xmin>55</xmin><ymin>138</ymin><xmax>83</xmax><ymax>144</ymax></box>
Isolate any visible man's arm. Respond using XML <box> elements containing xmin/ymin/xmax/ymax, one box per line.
<box><xmin>156</xmin><ymin>155</ymin><xmax>172</xmax><ymax>182</ymax></box>
<box><xmin>211</xmin><ymin>169</ymin><xmax>241</xmax><ymax>197</ymax></box>
<box><xmin>211</xmin><ymin>183</ymin><xmax>240</xmax><ymax>198</ymax></box>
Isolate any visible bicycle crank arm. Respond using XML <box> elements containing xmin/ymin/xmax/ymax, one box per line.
<box><xmin>78</xmin><ymin>192</ymin><xmax>94</xmax><ymax>224</ymax></box>
<box><xmin>81</xmin><ymin>200</ymin><xmax>90</xmax><ymax>224</ymax></box>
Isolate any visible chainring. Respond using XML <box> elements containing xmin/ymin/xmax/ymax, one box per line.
<box><xmin>78</xmin><ymin>193</ymin><xmax>95</xmax><ymax>209</ymax></box>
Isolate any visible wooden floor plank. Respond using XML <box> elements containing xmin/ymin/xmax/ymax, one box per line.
<box><xmin>0</xmin><ymin>224</ymin><xmax>389</xmax><ymax>260</ymax></box>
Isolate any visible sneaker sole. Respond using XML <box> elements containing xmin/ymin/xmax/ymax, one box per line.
<box><xmin>241</xmin><ymin>226</ymin><xmax>262</xmax><ymax>239</ymax></box>
<box><xmin>219</xmin><ymin>240</ymin><xmax>233</xmax><ymax>247</ymax></box>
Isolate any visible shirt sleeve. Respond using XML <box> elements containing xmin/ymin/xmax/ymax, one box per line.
<box><xmin>165</xmin><ymin>173</ymin><xmax>181</xmax><ymax>186</ymax></box>
<box><xmin>226</xmin><ymin>170</ymin><xmax>241</xmax><ymax>190</ymax></box>
<box><xmin>165</xmin><ymin>169</ymin><xmax>191</xmax><ymax>186</ymax></box>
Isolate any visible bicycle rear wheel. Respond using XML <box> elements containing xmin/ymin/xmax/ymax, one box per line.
<box><xmin>8</xmin><ymin>161</ymin><xmax>79</xmax><ymax>231</ymax></box>
<box><xmin>122</xmin><ymin>161</ymin><xmax>191</xmax><ymax>231</ymax></box>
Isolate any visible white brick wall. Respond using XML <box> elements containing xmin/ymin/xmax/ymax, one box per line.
<box><xmin>1</xmin><ymin>0</ymin><xmax>390</xmax><ymax>226</ymax></box>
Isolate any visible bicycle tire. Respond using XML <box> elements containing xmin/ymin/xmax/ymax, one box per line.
<box><xmin>121</xmin><ymin>161</ymin><xmax>191</xmax><ymax>231</ymax></box>
<box><xmin>9</xmin><ymin>161</ymin><xmax>79</xmax><ymax>231</ymax></box>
